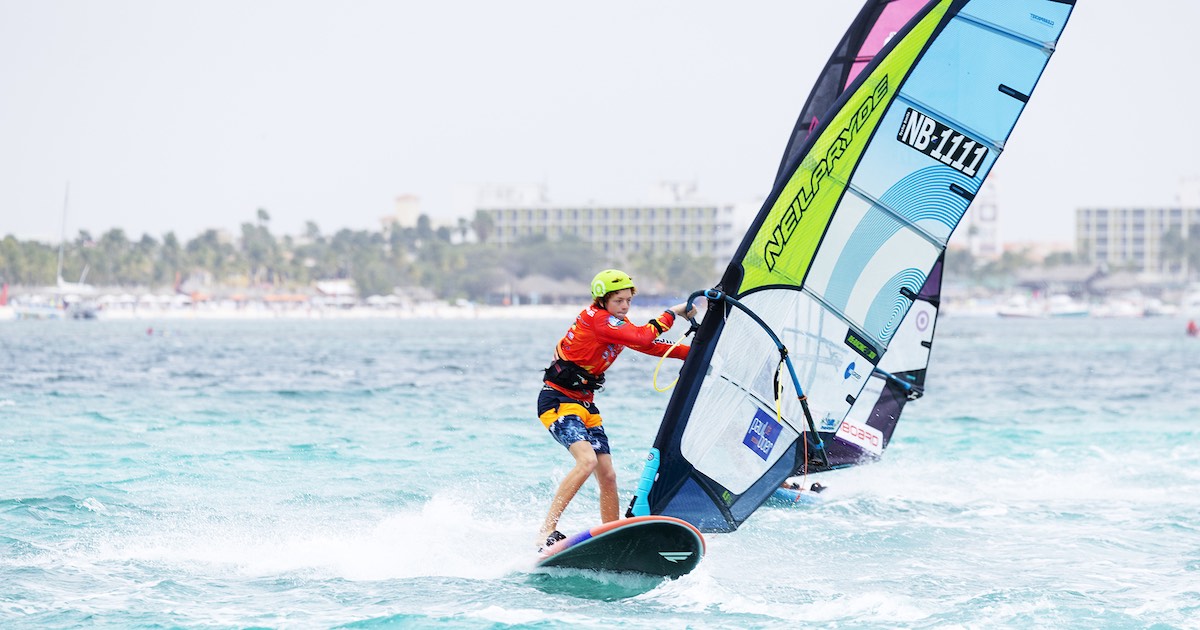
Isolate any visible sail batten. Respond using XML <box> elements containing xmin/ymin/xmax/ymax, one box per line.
<box><xmin>735</xmin><ymin>284</ymin><xmax>881</xmax><ymax>371</ymax></box>
<box><xmin>957</xmin><ymin>10</ymin><xmax>1061</xmax><ymax>51</ymax></box>
<box><xmin>845</xmin><ymin>184</ymin><xmax>950</xmax><ymax>249</ymax></box>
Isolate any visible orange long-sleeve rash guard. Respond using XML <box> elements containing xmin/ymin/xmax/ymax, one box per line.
<box><xmin>546</xmin><ymin>305</ymin><xmax>689</xmax><ymax>402</ymax></box>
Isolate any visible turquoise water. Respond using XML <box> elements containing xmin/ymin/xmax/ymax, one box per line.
<box><xmin>2</xmin><ymin>315</ymin><xmax>1198</xmax><ymax>628</ymax></box>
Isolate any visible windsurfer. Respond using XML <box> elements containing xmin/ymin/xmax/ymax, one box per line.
<box><xmin>535</xmin><ymin>269</ymin><xmax>694</xmax><ymax>551</ymax></box>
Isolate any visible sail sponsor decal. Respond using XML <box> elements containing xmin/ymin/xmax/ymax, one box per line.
<box><xmin>896</xmin><ymin>108</ymin><xmax>989</xmax><ymax>178</ymax></box>
<box><xmin>843</xmin><ymin>361</ymin><xmax>864</xmax><ymax>381</ymax></box>
<box><xmin>742</xmin><ymin>408</ymin><xmax>783</xmax><ymax>461</ymax></box>
<box><xmin>845</xmin><ymin>329</ymin><xmax>881</xmax><ymax>364</ymax></box>
<box><xmin>914</xmin><ymin>308</ymin><xmax>931</xmax><ymax>331</ymax></box>
<box><xmin>837</xmin><ymin>417</ymin><xmax>884</xmax><ymax>455</ymax></box>
<box><xmin>1029</xmin><ymin>12</ymin><xmax>1055</xmax><ymax>28</ymax></box>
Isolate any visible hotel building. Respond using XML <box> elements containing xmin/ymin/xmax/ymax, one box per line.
<box><xmin>472</xmin><ymin>183</ymin><xmax>743</xmax><ymax>268</ymax></box>
<box><xmin>1075</xmin><ymin>206</ymin><xmax>1200</xmax><ymax>276</ymax></box>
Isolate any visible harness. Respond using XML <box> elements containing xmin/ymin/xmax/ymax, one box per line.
<box><xmin>543</xmin><ymin>357</ymin><xmax>605</xmax><ymax>391</ymax></box>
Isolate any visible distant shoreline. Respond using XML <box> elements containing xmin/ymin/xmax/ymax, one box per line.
<box><xmin>0</xmin><ymin>302</ymin><xmax>587</xmax><ymax>322</ymax></box>
<box><xmin>4</xmin><ymin>296</ymin><xmax>1196</xmax><ymax>322</ymax></box>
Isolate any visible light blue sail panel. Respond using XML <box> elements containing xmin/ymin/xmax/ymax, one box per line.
<box><xmin>898</xmin><ymin>0</ymin><xmax>1068</xmax><ymax>148</ymax></box>
<box><xmin>962</xmin><ymin>0</ymin><xmax>1072</xmax><ymax>46</ymax></box>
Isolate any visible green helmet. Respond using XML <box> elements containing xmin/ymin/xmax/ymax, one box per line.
<box><xmin>590</xmin><ymin>269</ymin><xmax>636</xmax><ymax>299</ymax></box>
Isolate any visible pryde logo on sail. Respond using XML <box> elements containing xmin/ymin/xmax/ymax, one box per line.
<box><xmin>743</xmin><ymin>408</ymin><xmax>783</xmax><ymax>461</ymax></box>
<box><xmin>763</xmin><ymin>75</ymin><xmax>890</xmax><ymax>272</ymax></box>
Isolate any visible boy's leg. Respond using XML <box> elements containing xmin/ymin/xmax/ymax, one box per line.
<box><xmin>539</xmin><ymin>439</ymin><xmax>598</xmax><ymax>542</ymax></box>
<box><xmin>595</xmin><ymin>453</ymin><xmax>618</xmax><ymax>523</ymax></box>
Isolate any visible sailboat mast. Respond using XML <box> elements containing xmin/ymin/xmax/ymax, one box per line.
<box><xmin>57</xmin><ymin>183</ymin><xmax>70</xmax><ymax>284</ymax></box>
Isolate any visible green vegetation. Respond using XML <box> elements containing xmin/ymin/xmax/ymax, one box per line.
<box><xmin>944</xmin><ymin>247</ymin><xmax>1045</xmax><ymax>290</ymax></box>
<box><xmin>11</xmin><ymin>208</ymin><xmax>1195</xmax><ymax>301</ymax></box>
<box><xmin>1</xmin><ymin>209</ymin><xmax>715</xmax><ymax>301</ymax></box>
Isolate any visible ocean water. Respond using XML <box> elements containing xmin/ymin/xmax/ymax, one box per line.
<box><xmin>1</xmin><ymin>314</ymin><xmax>1198</xmax><ymax>628</ymax></box>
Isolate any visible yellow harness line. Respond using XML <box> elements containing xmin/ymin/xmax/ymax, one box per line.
<box><xmin>774</xmin><ymin>361</ymin><xmax>784</xmax><ymax>427</ymax></box>
<box><xmin>773</xmin><ymin>359</ymin><xmax>814</xmax><ymax>490</ymax></box>
<box><xmin>650</xmin><ymin>299</ymin><xmax>812</xmax><ymax>493</ymax></box>
<box><xmin>651</xmin><ymin>334</ymin><xmax>690</xmax><ymax>392</ymax></box>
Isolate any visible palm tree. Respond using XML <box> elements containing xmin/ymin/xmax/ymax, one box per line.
<box><xmin>1160</xmin><ymin>226</ymin><xmax>1187</xmax><ymax>277</ymax></box>
<box><xmin>471</xmin><ymin>210</ymin><xmax>495</xmax><ymax>244</ymax></box>
<box><xmin>416</xmin><ymin>214</ymin><xmax>434</xmax><ymax>244</ymax></box>
<box><xmin>1186</xmin><ymin>223</ymin><xmax>1200</xmax><ymax>280</ymax></box>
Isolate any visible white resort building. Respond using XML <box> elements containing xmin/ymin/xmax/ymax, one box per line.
<box><xmin>470</xmin><ymin>182</ymin><xmax>746</xmax><ymax>269</ymax></box>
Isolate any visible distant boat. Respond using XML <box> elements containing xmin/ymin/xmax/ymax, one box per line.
<box><xmin>997</xmin><ymin>294</ymin><xmax>1089</xmax><ymax>319</ymax></box>
<box><xmin>8</xmin><ymin>184</ymin><xmax>99</xmax><ymax>320</ymax></box>
<box><xmin>996</xmin><ymin>295</ymin><xmax>1043</xmax><ymax>318</ymax></box>
<box><xmin>1046</xmin><ymin>294</ymin><xmax>1089</xmax><ymax>318</ymax></box>
<box><xmin>1183</xmin><ymin>291</ymin><xmax>1200</xmax><ymax>319</ymax></box>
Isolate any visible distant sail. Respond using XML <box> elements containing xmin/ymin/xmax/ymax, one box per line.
<box><xmin>631</xmin><ymin>0</ymin><xmax>1075</xmax><ymax>532</ymax></box>
<box><xmin>804</xmin><ymin>253</ymin><xmax>942</xmax><ymax>471</ymax></box>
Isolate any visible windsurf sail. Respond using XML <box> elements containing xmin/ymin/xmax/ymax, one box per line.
<box><xmin>630</xmin><ymin>0</ymin><xmax>1074</xmax><ymax>532</ymax></box>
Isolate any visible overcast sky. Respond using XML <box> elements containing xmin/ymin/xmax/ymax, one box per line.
<box><xmin>2</xmin><ymin>1</ymin><xmax>1196</xmax><ymax>245</ymax></box>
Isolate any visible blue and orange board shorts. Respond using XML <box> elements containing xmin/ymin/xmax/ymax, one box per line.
<box><xmin>538</xmin><ymin>386</ymin><xmax>610</xmax><ymax>455</ymax></box>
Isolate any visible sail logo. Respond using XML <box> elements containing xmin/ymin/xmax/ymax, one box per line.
<box><xmin>844</xmin><ymin>330</ymin><xmax>880</xmax><ymax>364</ymax></box>
<box><xmin>843</xmin><ymin>361</ymin><xmax>862</xmax><ymax>381</ymax></box>
<box><xmin>743</xmin><ymin>408</ymin><xmax>783</xmax><ymax>461</ymax></box>
<box><xmin>1029</xmin><ymin>13</ymin><xmax>1055</xmax><ymax>27</ymax></box>
<box><xmin>915</xmin><ymin>309</ymin><xmax>930</xmax><ymax>331</ymax></box>
<box><xmin>763</xmin><ymin>75</ymin><xmax>890</xmax><ymax>272</ymax></box>
<box><xmin>896</xmin><ymin>108</ymin><xmax>989</xmax><ymax>177</ymax></box>
<box><xmin>659</xmin><ymin>551</ymin><xmax>694</xmax><ymax>563</ymax></box>
<box><xmin>837</xmin><ymin>418</ymin><xmax>884</xmax><ymax>455</ymax></box>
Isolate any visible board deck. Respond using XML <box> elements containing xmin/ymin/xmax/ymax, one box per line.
<box><xmin>535</xmin><ymin>515</ymin><xmax>705</xmax><ymax>578</ymax></box>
